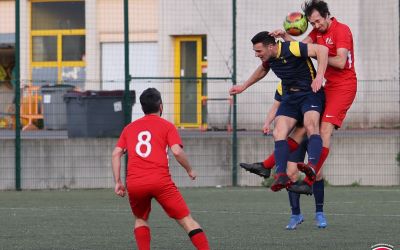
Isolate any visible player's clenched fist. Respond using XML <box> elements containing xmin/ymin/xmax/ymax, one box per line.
<box><xmin>269</xmin><ymin>29</ymin><xmax>287</xmax><ymax>39</ymax></box>
<box><xmin>187</xmin><ymin>169</ymin><xmax>197</xmax><ymax>180</ymax></box>
<box><xmin>229</xmin><ymin>85</ymin><xmax>245</xmax><ymax>95</ymax></box>
<box><xmin>114</xmin><ymin>181</ymin><xmax>126</xmax><ymax>197</ymax></box>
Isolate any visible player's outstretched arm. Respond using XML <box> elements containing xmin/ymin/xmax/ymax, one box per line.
<box><xmin>112</xmin><ymin>147</ymin><xmax>126</xmax><ymax>197</ymax></box>
<box><xmin>171</xmin><ymin>144</ymin><xmax>197</xmax><ymax>180</ymax></box>
<box><xmin>229</xmin><ymin>65</ymin><xmax>268</xmax><ymax>95</ymax></box>
<box><xmin>307</xmin><ymin>43</ymin><xmax>328</xmax><ymax>92</ymax></box>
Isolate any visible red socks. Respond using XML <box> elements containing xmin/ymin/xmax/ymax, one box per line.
<box><xmin>304</xmin><ymin>147</ymin><xmax>330</xmax><ymax>186</ymax></box>
<box><xmin>263</xmin><ymin>137</ymin><xmax>299</xmax><ymax>169</ymax></box>
<box><xmin>189</xmin><ymin>229</ymin><xmax>210</xmax><ymax>250</ymax></box>
<box><xmin>134</xmin><ymin>226</ymin><xmax>210</xmax><ymax>250</ymax></box>
<box><xmin>314</xmin><ymin>147</ymin><xmax>330</xmax><ymax>175</ymax></box>
<box><xmin>135</xmin><ymin>226</ymin><xmax>210</xmax><ymax>250</ymax></box>
<box><xmin>134</xmin><ymin>226</ymin><xmax>151</xmax><ymax>250</ymax></box>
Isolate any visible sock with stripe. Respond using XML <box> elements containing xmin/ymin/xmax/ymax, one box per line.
<box><xmin>189</xmin><ymin>228</ymin><xmax>210</xmax><ymax>250</ymax></box>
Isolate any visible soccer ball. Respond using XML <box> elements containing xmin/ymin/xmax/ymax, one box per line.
<box><xmin>283</xmin><ymin>12</ymin><xmax>308</xmax><ymax>36</ymax></box>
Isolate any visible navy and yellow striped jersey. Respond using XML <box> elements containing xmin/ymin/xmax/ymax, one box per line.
<box><xmin>262</xmin><ymin>41</ymin><xmax>316</xmax><ymax>92</ymax></box>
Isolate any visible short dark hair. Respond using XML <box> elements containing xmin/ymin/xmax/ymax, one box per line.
<box><xmin>251</xmin><ymin>31</ymin><xmax>276</xmax><ymax>46</ymax></box>
<box><xmin>140</xmin><ymin>88</ymin><xmax>162</xmax><ymax>114</ymax></box>
<box><xmin>302</xmin><ymin>0</ymin><xmax>330</xmax><ymax>19</ymax></box>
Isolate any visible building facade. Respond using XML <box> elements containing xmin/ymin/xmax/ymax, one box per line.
<box><xmin>0</xmin><ymin>0</ymin><xmax>398</xmax><ymax>129</ymax></box>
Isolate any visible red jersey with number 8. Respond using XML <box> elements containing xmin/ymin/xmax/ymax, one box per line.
<box><xmin>116</xmin><ymin>114</ymin><xmax>182</xmax><ymax>182</ymax></box>
<box><xmin>308</xmin><ymin>17</ymin><xmax>357</xmax><ymax>90</ymax></box>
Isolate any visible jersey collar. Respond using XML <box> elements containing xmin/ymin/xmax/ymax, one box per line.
<box><xmin>326</xmin><ymin>17</ymin><xmax>338</xmax><ymax>34</ymax></box>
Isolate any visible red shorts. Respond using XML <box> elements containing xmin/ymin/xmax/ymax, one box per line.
<box><xmin>322</xmin><ymin>86</ymin><xmax>356</xmax><ymax>128</ymax></box>
<box><xmin>127</xmin><ymin>179</ymin><xmax>190</xmax><ymax>220</ymax></box>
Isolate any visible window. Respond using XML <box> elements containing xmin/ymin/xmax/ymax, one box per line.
<box><xmin>32</xmin><ymin>36</ymin><xmax>57</xmax><ymax>62</ymax></box>
<box><xmin>62</xmin><ymin>35</ymin><xmax>85</xmax><ymax>61</ymax></box>
<box><xmin>30</xmin><ymin>1</ymin><xmax>85</xmax><ymax>86</ymax></box>
<box><xmin>31</xmin><ymin>1</ymin><xmax>85</xmax><ymax>30</ymax></box>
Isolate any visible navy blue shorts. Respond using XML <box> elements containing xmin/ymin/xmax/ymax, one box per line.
<box><xmin>276</xmin><ymin>90</ymin><xmax>325</xmax><ymax>122</ymax></box>
<box><xmin>288</xmin><ymin>138</ymin><xmax>308</xmax><ymax>163</ymax></box>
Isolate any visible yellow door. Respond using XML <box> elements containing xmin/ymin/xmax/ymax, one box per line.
<box><xmin>174</xmin><ymin>36</ymin><xmax>202</xmax><ymax>128</ymax></box>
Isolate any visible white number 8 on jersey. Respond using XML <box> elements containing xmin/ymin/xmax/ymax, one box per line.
<box><xmin>135</xmin><ymin>131</ymin><xmax>152</xmax><ymax>157</ymax></box>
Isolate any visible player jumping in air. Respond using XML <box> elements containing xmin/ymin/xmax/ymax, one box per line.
<box><xmin>229</xmin><ymin>31</ymin><xmax>328</xmax><ymax>192</ymax></box>
<box><xmin>241</xmin><ymin>0</ymin><xmax>357</xmax><ymax>228</ymax></box>
<box><xmin>251</xmin><ymin>82</ymin><xmax>321</xmax><ymax>229</ymax></box>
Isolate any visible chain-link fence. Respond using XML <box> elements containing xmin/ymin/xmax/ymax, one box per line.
<box><xmin>0</xmin><ymin>0</ymin><xmax>399</xmax><ymax>190</ymax></box>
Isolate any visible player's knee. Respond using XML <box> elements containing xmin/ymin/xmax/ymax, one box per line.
<box><xmin>135</xmin><ymin>218</ymin><xmax>149</xmax><ymax>228</ymax></box>
<box><xmin>177</xmin><ymin>215</ymin><xmax>201</xmax><ymax>232</ymax></box>
<box><xmin>320</xmin><ymin>124</ymin><xmax>332</xmax><ymax>137</ymax></box>
<box><xmin>303</xmin><ymin>122</ymin><xmax>319</xmax><ymax>135</ymax></box>
<box><xmin>272</xmin><ymin>127</ymin><xmax>286</xmax><ymax>140</ymax></box>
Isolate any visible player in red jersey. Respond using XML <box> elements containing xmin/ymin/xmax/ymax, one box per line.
<box><xmin>111</xmin><ymin>88</ymin><xmax>210</xmax><ymax>250</ymax></box>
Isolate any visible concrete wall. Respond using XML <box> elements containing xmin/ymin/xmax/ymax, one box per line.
<box><xmin>97</xmin><ymin>0</ymin><xmax>158</xmax><ymax>42</ymax></box>
<box><xmin>1</xmin><ymin>130</ymin><xmax>398</xmax><ymax>190</ymax></box>
<box><xmin>238</xmin><ymin>131</ymin><xmax>400</xmax><ymax>186</ymax></box>
<box><xmin>0</xmin><ymin>1</ymin><xmax>15</xmax><ymax>34</ymax></box>
<box><xmin>0</xmin><ymin>139</ymin><xmax>118</xmax><ymax>190</ymax></box>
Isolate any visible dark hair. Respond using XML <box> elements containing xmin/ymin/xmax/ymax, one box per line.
<box><xmin>140</xmin><ymin>88</ymin><xmax>162</xmax><ymax>114</ymax></box>
<box><xmin>251</xmin><ymin>31</ymin><xmax>276</xmax><ymax>46</ymax></box>
<box><xmin>302</xmin><ymin>0</ymin><xmax>330</xmax><ymax>19</ymax></box>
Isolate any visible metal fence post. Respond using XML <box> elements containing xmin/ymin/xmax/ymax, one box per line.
<box><xmin>232</xmin><ymin>0</ymin><xmax>238</xmax><ymax>186</ymax></box>
<box><xmin>123</xmin><ymin>0</ymin><xmax>132</xmax><ymax>126</ymax></box>
<box><xmin>15</xmin><ymin>0</ymin><xmax>21</xmax><ymax>191</ymax></box>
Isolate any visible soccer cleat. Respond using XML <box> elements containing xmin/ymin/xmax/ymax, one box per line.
<box><xmin>315</xmin><ymin>212</ymin><xmax>328</xmax><ymax>228</ymax></box>
<box><xmin>270</xmin><ymin>173</ymin><xmax>292</xmax><ymax>192</ymax></box>
<box><xmin>287</xmin><ymin>180</ymin><xmax>313</xmax><ymax>195</ymax></box>
<box><xmin>297</xmin><ymin>162</ymin><xmax>316</xmax><ymax>182</ymax></box>
<box><xmin>286</xmin><ymin>214</ymin><xmax>304</xmax><ymax>230</ymax></box>
<box><xmin>239</xmin><ymin>162</ymin><xmax>271</xmax><ymax>178</ymax></box>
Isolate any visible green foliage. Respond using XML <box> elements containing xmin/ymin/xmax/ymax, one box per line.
<box><xmin>261</xmin><ymin>176</ymin><xmax>274</xmax><ymax>187</ymax></box>
<box><xmin>396</xmin><ymin>151</ymin><xmax>400</xmax><ymax>167</ymax></box>
<box><xmin>261</xmin><ymin>168</ymin><xmax>275</xmax><ymax>187</ymax></box>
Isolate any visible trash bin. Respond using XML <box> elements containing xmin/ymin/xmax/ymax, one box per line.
<box><xmin>64</xmin><ymin>90</ymin><xmax>135</xmax><ymax>137</ymax></box>
<box><xmin>41</xmin><ymin>84</ymin><xmax>75</xmax><ymax>130</ymax></box>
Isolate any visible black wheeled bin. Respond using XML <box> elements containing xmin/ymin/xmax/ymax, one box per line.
<box><xmin>64</xmin><ymin>90</ymin><xmax>135</xmax><ymax>137</ymax></box>
<box><xmin>41</xmin><ymin>84</ymin><xmax>75</xmax><ymax>130</ymax></box>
